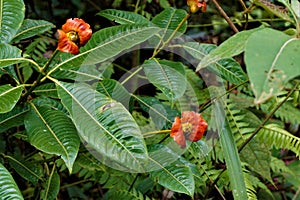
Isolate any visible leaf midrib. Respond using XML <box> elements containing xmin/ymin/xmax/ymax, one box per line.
<box><xmin>57</xmin><ymin>82</ymin><xmax>145</xmax><ymax>168</ymax></box>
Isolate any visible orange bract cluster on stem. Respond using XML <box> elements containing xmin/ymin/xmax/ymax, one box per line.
<box><xmin>170</xmin><ymin>111</ymin><xmax>208</xmax><ymax>148</ymax></box>
<box><xmin>57</xmin><ymin>18</ymin><xmax>92</xmax><ymax>55</ymax></box>
<box><xmin>187</xmin><ymin>0</ymin><xmax>207</xmax><ymax>13</ymax></box>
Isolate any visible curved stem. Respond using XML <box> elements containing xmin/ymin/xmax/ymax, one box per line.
<box><xmin>143</xmin><ymin>130</ymin><xmax>170</xmax><ymax>137</ymax></box>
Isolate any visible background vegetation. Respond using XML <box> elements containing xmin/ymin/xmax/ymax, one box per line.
<box><xmin>0</xmin><ymin>0</ymin><xmax>300</xmax><ymax>199</ymax></box>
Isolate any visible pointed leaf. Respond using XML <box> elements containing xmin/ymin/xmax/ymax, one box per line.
<box><xmin>214</xmin><ymin>101</ymin><xmax>247</xmax><ymax>199</ymax></box>
<box><xmin>240</xmin><ymin>139</ymin><xmax>272</xmax><ymax>182</ymax></box>
<box><xmin>0</xmin><ymin>85</ymin><xmax>23</xmax><ymax>113</ymax></box>
<box><xmin>50</xmin><ymin>24</ymin><xmax>160</xmax><ymax>72</ymax></box>
<box><xmin>183</xmin><ymin>42</ymin><xmax>247</xmax><ymax>85</ymax></box>
<box><xmin>98</xmin><ymin>9</ymin><xmax>149</xmax><ymax>24</ymax></box>
<box><xmin>151</xmin><ymin>8</ymin><xmax>187</xmax><ymax>42</ymax></box>
<box><xmin>0</xmin><ymin>0</ymin><xmax>25</xmax><ymax>43</ymax></box>
<box><xmin>197</xmin><ymin>27</ymin><xmax>263</xmax><ymax>71</ymax></box>
<box><xmin>148</xmin><ymin>145</ymin><xmax>194</xmax><ymax>196</ymax></box>
<box><xmin>0</xmin><ymin>43</ymin><xmax>22</xmax><ymax>68</ymax></box>
<box><xmin>245</xmin><ymin>28</ymin><xmax>300</xmax><ymax>104</ymax></box>
<box><xmin>11</xmin><ymin>19</ymin><xmax>55</xmax><ymax>43</ymax></box>
<box><xmin>143</xmin><ymin>59</ymin><xmax>186</xmax><ymax>100</ymax></box>
<box><xmin>24</xmin><ymin>104</ymin><xmax>80</xmax><ymax>173</ymax></box>
<box><xmin>0</xmin><ymin>163</ymin><xmax>24</xmax><ymax>200</ymax></box>
<box><xmin>0</xmin><ymin>104</ymin><xmax>29</xmax><ymax>133</ymax></box>
<box><xmin>6</xmin><ymin>155</ymin><xmax>44</xmax><ymax>184</ymax></box>
<box><xmin>56</xmin><ymin>81</ymin><xmax>148</xmax><ymax>172</ymax></box>
<box><xmin>41</xmin><ymin>166</ymin><xmax>60</xmax><ymax>200</ymax></box>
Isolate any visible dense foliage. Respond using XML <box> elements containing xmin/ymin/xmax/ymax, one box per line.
<box><xmin>0</xmin><ymin>0</ymin><xmax>300</xmax><ymax>199</ymax></box>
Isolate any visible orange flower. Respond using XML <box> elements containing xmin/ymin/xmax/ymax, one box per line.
<box><xmin>170</xmin><ymin>111</ymin><xmax>208</xmax><ymax>148</ymax></box>
<box><xmin>187</xmin><ymin>0</ymin><xmax>207</xmax><ymax>13</ymax></box>
<box><xmin>57</xmin><ymin>18</ymin><xmax>92</xmax><ymax>55</ymax></box>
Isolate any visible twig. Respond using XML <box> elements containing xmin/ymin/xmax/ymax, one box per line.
<box><xmin>211</xmin><ymin>0</ymin><xmax>239</xmax><ymax>33</ymax></box>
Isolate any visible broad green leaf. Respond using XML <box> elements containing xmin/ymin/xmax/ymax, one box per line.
<box><xmin>0</xmin><ymin>43</ymin><xmax>22</xmax><ymax>68</ymax></box>
<box><xmin>0</xmin><ymin>104</ymin><xmax>29</xmax><ymax>133</ymax></box>
<box><xmin>245</xmin><ymin>28</ymin><xmax>300</xmax><ymax>104</ymax></box>
<box><xmin>214</xmin><ymin>100</ymin><xmax>247</xmax><ymax>199</ymax></box>
<box><xmin>136</xmin><ymin>96</ymin><xmax>179</xmax><ymax>129</ymax></box>
<box><xmin>0</xmin><ymin>85</ymin><xmax>23</xmax><ymax>114</ymax></box>
<box><xmin>240</xmin><ymin>139</ymin><xmax>272</xmax><ymax>182</ymax></box>
<box><xmin>98</xmin><ymin>9</ymin><xmax>149</xmax><ymax>24</ymax></box>
<box><xmin>0</xmin><ymin>0</ymin><xmax>25</xmax><ymax>43</ymax></box>
<box><xmin>197</xmin><ymin>27</ymin><xmax>263</xmax><ymax>71</ymax></box>
<box><xmin>33</xmin><ymin>83</ymin><xmax>58</xmax><ymax>98</ymax></box>
<box><xmin>56</xmin><ymin>81</ymin><xmax>148</xmax><ymax>172</ymax></box>
<box><xmin>49</xmin><ymin>24</ymin><xmax>160</xmax><ymax>72</ymax></box>
<box><xmin>11</xmin><ymin>19</ymin><xmax>55</xmax><ymax>43</ymax></box>
<box><xmin>183</xmin><ymin>42</ymin><xmax>247</xmax><ymax>85</ymax></box>
<box><xmin>0</xmin><ymin>163</ymin><xmax>24</xmax><ymax>200</ymax></box>
<box><xmin>31</xmin><ymin>96</ymin><xmax>68</xmax><ymax>114</ymax></box>
<box><xmin>24</xmin><ymin>104</ymin><xmax>80</xmax><ymax>173</ymax></box>
<box><xmin>96</xmin><ymin>79</ymin><xmax>131</xmax><ymax>108</ymax></box>
<box><xmin>41</xmin><ymin>166</ymin><xmax>60</xmax><ymax>200</ymax></box>
<box><xmin>143</xmin><ymin>59</ymin><xmax>186</xmax><ymax>100</ymax></box>
<box><xmin>151</xmin><ymin>8</ymin><xmax>187</xmax><ymax>43</ymax></box>
<box><xmin>148</xmin><ymin>145</ymin><xmax>194</xmax><ymax>196</ymax></box>
<box><xmin>6</xmin><ymin>155</ymin><xmax>43</xmax><ymax>184</ymax></box>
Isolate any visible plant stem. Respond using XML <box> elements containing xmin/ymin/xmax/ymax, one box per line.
<box><xmin>151</xmin><ymin>13</ymin><xmax>191</xmax><ymax>59</ymax></box>
<box><xmin>238</xmin><ymin>81</ymin><xmax>300</xmax><ymax>152</ymax></box>
<box><xmin>211</xmin><ymin>0</ymin><xmax>239</xmax><ymax>33</ymax></box>
<box><xmin>22</xmin><ymin>49</ymin><xmax>59</xmax><ymax>100</ymax></box>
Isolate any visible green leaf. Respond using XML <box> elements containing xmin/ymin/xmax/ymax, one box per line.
<box><xmin>0</xmin><ymin>104</ymin><xmax>29</xmax><ymax>133</ymax></box>
<box><xmin>0</xmin><ymin>163</ymin><xmax>24</xmax><ymax>200</ymax></box>
<box><xmin>245</xmin><ymin>28</ymin><xmax>300</xmax><ymax>104</ymax></box>
<box><xmin>197</xmin><ymin>27</ymin><xmax>263</xmax><ymax>71</ymax></box>
<box><xmin>214</xmin><ymin>100</ymin><xmax>247</xmax><ymax>199</ymax></box>
<box><xmin>6</xmin><ymin>155</ymin><xmax>44</xmax><ymax>184</ymax></box>
<box><xmin>56</xmin><ymin>81</ymin><xmax>148</xmax><ymax>172</ymax></box>
<box><xmin>0</xmin><ymin>85</ymin><xmax>23</xmax><ymax>114</ymax></box>
<box><xmin>0</xmin><ymin>0</ymin><xmax>25</xmax><ymax>43</ymax></box>
<box><xmin>11</xmin><ymin>19</ymin><xmax>55</xmax><ymax>43</ymax></box>
<box><xmin>136</xmin><ymin>96</ymin><xmax>179</xmax><ymax>129</ymax></box>
<box><xmin>41</xmin><ymin>166</ymin><xmax>60</xmax><ymax>200</ymax></box>
<box><xmin>148</xmin><ymin>145</ymin><xmax>194</xmax><ymax>196</ymax></box>
<box><xmin>151</xmin><ymin>8</ymin><xmax>187</xmax><ymax>43</ymax></box>
<box><xmin>33</xmin><ymin>83</ymin><xmax>58</xmax><ymax>98</ymax></box>
<box><xmin>50</xmin><ymin>24</ymin><xmax>160</xmax><ymax>71</ymax></box>
<box><xmin>143</xmin><ymin>59</ymin><xmax>186</xmax><ymax>100</ymax></box>
<box><xmin>183</xmin><ymin>42</ymin><xmax>247</xmax><ymax>85</ymax></box>
<box><xmin>96</xmin><ymin>79</ymin><xmax>131</xmax><ymax>108</ymax></box>
<box><xmin>98</xmin><ymin>9</ymin><xmax>149</xmax><ymax>24</ymax></box>
<box><xmin>240</xmin><ymin>139</ymin><xmax>272</xmax><ymax>182</ymax></box>
<box><xmin>24</xmin><ymin>104</ymin><xmax>80</xmax><ymax>173</ymax></box>
<box><xmin>0</xmin><ymin>43</ymin><xmax>22</xmax><ymax>68</ymax></box>
<box><xmin>257</xmin><ymin>123</ymin><xmax>300</xmax><ymax>157</ymax></box>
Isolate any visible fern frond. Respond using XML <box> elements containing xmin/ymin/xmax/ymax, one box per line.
<box><xmin>244</xmin><ymin>172</ymin><xmax>258</xmax><ymax>200</ymax></box>
<box><xmin>226</xmin><ymin>101</ymin><xmax>258</xmax><ymax>146</ymax></box>
<box><xmin>256</xmin><ymin>124</ymin><xmax>300</xmax><ymax>157</ymax></box>
<box><xmin>261</xmin><ymin>99</ymin><xmax>300</xmax><ymax>124</ymax></box>
<box><xmin>24</xmin><ymin>33</ymin><xmax>53</xmax><ymax>61</ymax></box>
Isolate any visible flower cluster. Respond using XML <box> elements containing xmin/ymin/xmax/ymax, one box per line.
<box><xmin>57</xmin><ymin>18</ymin><xmax>92</xmax><ymax>55</ymax></box>
<box><xmin>187</xmin><ymin>0</ymin><xmax>207</xmax><ymax>13</ymax></box>
<box><xmin>170</xmin><ymin>111</ymin><xmax>208</xmax><ymax>148</ymax></box>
